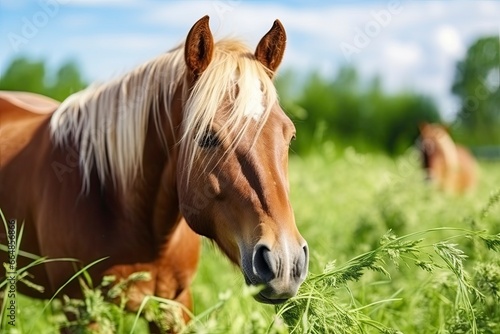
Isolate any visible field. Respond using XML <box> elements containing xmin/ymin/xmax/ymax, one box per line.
<box><xmin>2</xmin><ymin>148</ymin><xmax>500</xmax><ymax>333</ymax></box>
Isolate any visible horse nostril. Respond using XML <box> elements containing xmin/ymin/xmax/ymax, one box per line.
<box><xmin>253</xmin><ymin>244</ymin><xmax>276</xmax><ymax>283</ymax></box>
<box><xmin>296</xmin><ymin>244</ymin><xmax>309</xmax><ymax>280</ymax></box>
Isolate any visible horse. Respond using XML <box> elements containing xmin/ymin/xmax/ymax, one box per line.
<box><xmin>0</xmin><ymin>16</ymin><xmax>308</xmax><ymax>331</ymax></box>
<box><xmin>419</xmin><ymin>123</ymin><xmax>478</xmax><ymax>194</ymax></box>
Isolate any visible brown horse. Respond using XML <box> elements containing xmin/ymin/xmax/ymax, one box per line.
<box><xmin>0</xmin><ymin>16</ymin><xmax>308</xmax><ymax>330</ymax></box>
<box><xmin>419</xmin><ymin>123</ymin><xmax>478</xmax><ymax>194</ymax></box>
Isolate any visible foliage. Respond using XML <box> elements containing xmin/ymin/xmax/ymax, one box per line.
<box><xmin>277</xmin><ymin>228</ymin><xmax>500</xmax><ymax>334</ymax></box>
<box><xmin>452</xmin><ymin>36</ymin><xmax>500</xmax><ymax>146</ymax></box>
<box><xmin>276</xmin><ymin>67</ymin><xmax>441</xmax><ymax>156</ymax></box>
<box><xmin>0</xmin><ymin>56</ymin><xmax>87</xmax><ymax>102</ymax></box>
<box><xmin>3</xmin><ymin>150</ymin><xmax>499</xmax><ymax>333</ymax></box>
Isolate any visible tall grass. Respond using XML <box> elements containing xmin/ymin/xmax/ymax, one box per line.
<box><xmin>1</xmin><ymin>150</ymin><xmax>499</xmax><ymax>333</ymax></box>
<box><xmin>277</xmin><ymin>227</ymin><xmax>500</xmax><ymax>334</ymax></box>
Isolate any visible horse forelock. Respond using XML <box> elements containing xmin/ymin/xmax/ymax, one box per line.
<box><xmin>180</xmin><ymin>39</ymin><xmax>278</xmax><ymax>181</ymax></box>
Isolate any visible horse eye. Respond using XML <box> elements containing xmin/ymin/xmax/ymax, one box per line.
<box><xmin>198</xmin><ymin>131</ymin><xmax>220</xmax><ymax>148</ymax></box>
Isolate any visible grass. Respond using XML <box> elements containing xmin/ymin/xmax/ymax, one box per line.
<box><xmin>1</xmin><ymin>147</ymin><xmax>500</xmax><ymax>333</ymax></box>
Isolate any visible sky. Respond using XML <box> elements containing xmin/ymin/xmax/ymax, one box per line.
<box><xmin>1</xmin><ymin>0</ymin><xmax>499</xmax><ymax>120</ymax></box>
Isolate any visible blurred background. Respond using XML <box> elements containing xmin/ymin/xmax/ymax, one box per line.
<box><xmin>1</xmin><ymin>0</ymin><xmax>499</xmax><ymax>156</ymax></box>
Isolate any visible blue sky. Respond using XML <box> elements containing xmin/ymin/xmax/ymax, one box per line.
<box><xmin>1</xmin><ymin>0</ymin><xmax>499</xmax><ymax>119</ymax></box>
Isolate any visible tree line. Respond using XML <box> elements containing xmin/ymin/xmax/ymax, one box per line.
<box><xmin>0</xmin><ymin>36</ymin><xmax>498</xmax><ymax>155</ymax></box>
<box><xmin>276</xmin><ymin>67</ymin><xmax>440</xmax><ymax>155</ymax></box>
<box><xmin>0</xmin><ymin>57</ymin><xmax>86</xmax><ymax>102</ymax></box>
<box><xmin>277</xmin><ymin>36</ymin><xmax>499</xmax><ymax>155</ymax></box>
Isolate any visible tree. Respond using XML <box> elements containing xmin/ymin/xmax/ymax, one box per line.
<box><xmin>0</xmin><ymin>57</ymin><xmax>47</xmax><ymax>94</ymax></box>
<box><xmin>452</xmin><ymin>36</ymin><xmax>500</xmax><ymax>145</ymax></box>
<box><xmin>276</xmin><ymin>66</ymin><xmax>441</xmax><ymax>155</ymax></box>
<box><xmin>0</xmin><ymin>56</ymin><xmax>87</xmax><ymax>102</ymax></box>
<box><xmin>47</xmin><ymin>61</ymin><xmax>87</xmax><ymax>101</ymax></box>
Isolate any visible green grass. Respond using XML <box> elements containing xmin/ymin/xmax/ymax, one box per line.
<box><xmin>189</xmin><ymin>148</ymin><xmax>500</xmax><ymax>333</ymax></box>
<box><xmin>2</xmin><ymin>148</ymin><xmax>500</xmax><ymax>333</ymax></box>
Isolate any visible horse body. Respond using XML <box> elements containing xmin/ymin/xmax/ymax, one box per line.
<box><xmin>0</xmin><ymin>90</ymin><xmax>199</xmax><ymax>312</ymax></box>
<box><xmin>0</xmin><ymin>16</ymin><xmax>308</xmax><ymax>329</ymax></box>
<box><xmin>420</xmin><ymin>123</ymin><xmax>478</xmax><ymax>194</ymax></box>
<box><xmin>0</xmin><ymin>94</ymin><xmax>56</xmax><ymax>298</ymax></box>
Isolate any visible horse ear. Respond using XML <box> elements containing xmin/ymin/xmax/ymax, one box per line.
<box><xmin>185</xmin><ymin>15</ymin><xmax>214</xmax><ymax>77</ymax></box>
<box><xmin>255</xmin><ymin>19</ymin><xmax>286</xmax><ymax>77</ymax></box>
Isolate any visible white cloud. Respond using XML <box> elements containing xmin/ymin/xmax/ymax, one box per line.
<box><xmin>383</xmin><ymin>41</ymin><xmax>423</xmax><ymax>68</ymax></box>
<box><xmin>68</xmin><ymin>34</ymin><xmax>168</xmax><ymax>51</ymax></box>
<box><xmin>64</xmin><ymin>0</ymin><xmax>139</xmax><ymax>7</ymax></box>
<box><xmin>58</xmin><ymin>15</ymin><xmax>97</xmax><ymax>29</ymax></box>
<box><xmin>435</xmin><ymin>25</ymin><xmax>465</xmax><ymax>57</ymax></box>
<box><xmin>485</xmin><ymin>67</ymin><xmax>500</xmax><ymax>92</ymax></box>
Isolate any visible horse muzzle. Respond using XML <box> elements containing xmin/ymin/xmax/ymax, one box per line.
<box><xmin>241</xmin><ymin>238</ymin><xmax>309</xmax><ymax>304</ymax></box>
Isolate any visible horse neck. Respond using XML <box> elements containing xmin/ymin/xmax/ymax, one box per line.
<box><xmin>120</xmin><ymin>84</ymin><xmax>185</xmax><ymax>248</ymax></box>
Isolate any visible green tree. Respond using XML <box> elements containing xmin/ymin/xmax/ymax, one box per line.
<box><xmin>452</xmin><ymin>36</ymin><xmax>500</xmax><ymax>145</ymax></box>
<box><xmin>47</xmin><ymin>61</ymin><xmax>87</xmax><ymax>101</ymax></box>
<box><xmin>0</xmin><ymin>57</ymin><xmax>47</xmax><ymax>94</ymax></box>
<box><xmin>0</xmin><ymin>56</ymin><xmax>87</xmax><ymax>102</ymax></box>
<box><xmin>277</xmin><ymin>67</ymin><xmax>441</xmax><ymax>155</ymax></box>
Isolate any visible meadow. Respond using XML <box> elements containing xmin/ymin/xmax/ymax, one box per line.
<box><xmin>1</xmin><ymin>147</ymin><xmax>499</xmax><ymax>333</ymax></box>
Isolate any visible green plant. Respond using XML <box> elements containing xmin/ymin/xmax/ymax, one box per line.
<box><xmin>2</xmin><ymin>152</ymin><xmax>500</xmax><ymax>333</ymax></box>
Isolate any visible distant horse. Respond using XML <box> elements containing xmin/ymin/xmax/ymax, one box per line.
<box><xmin>419</xmin><ymin>123</ymin><xmax>478</xmax><ymax>194</ymax></box>
<box><xmin>0</xmin><ymin>16</ymin><xmax>308</xmax><ymax>331</ymax></box>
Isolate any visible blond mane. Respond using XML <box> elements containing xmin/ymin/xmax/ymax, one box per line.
<box><xmin>50</xmin><ymin>39</ymin><xmax>277</xmax><ymax>192</ymax></box>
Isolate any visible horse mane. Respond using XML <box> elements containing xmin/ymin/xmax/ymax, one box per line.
<box><xmin>422</xmin><ymin>124</ymin><xmax>459</xmax><ymax>169</ymax></box>
<box><xmin>50</xmin><ymin>39</ymin><xmax>277</xmax><ymax>192</ymax></box>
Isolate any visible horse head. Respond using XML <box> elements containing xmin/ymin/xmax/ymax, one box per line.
<box><xmin>177</xmin><ymin>16</ymin><xmax>308</xmax><ymax>304</ymax></box>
